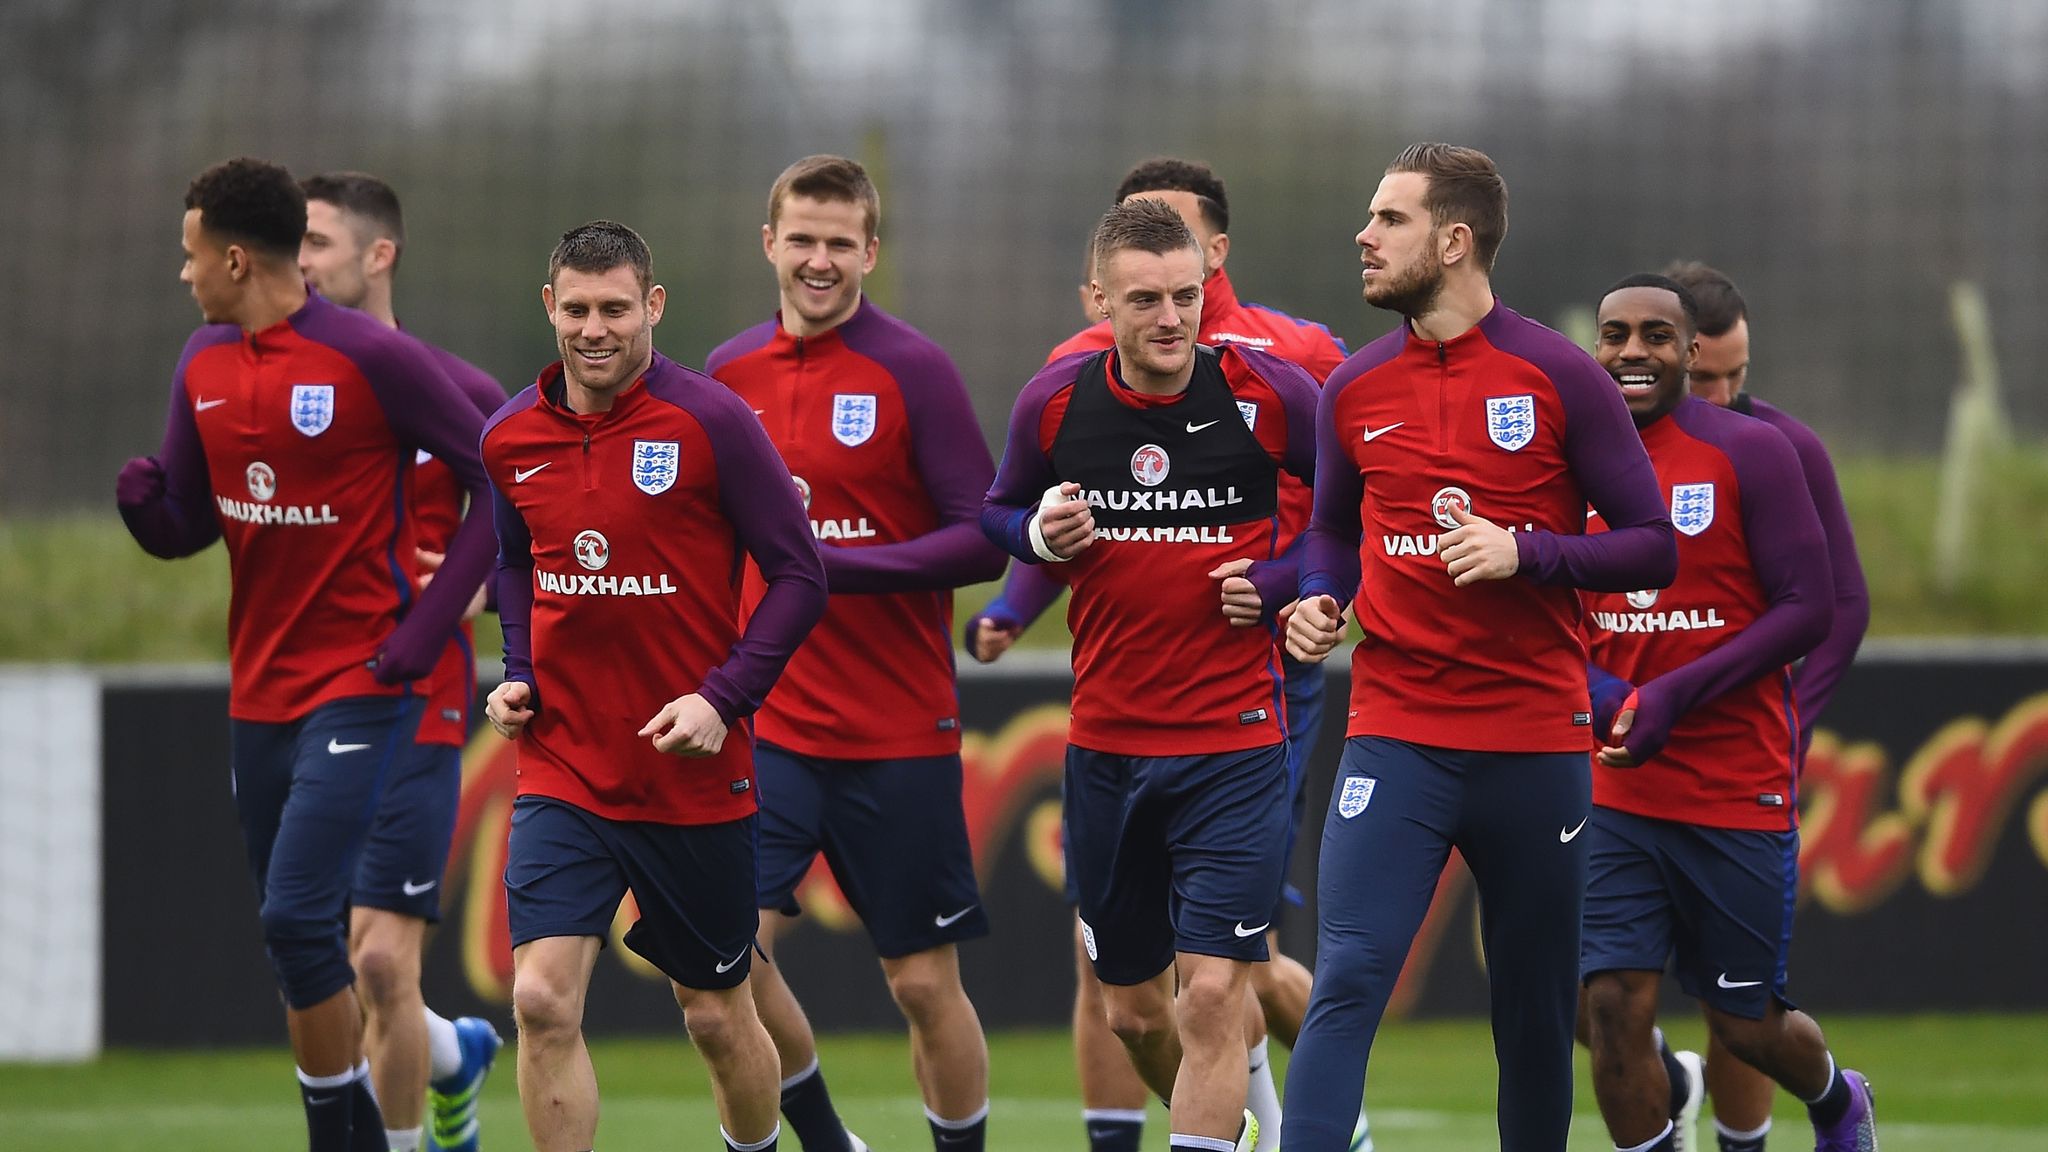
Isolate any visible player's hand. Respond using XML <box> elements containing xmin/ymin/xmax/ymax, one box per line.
<box><xmin>116</xmin><ymin>456</ymin><xmax>166</xmax><ymax>507</ymax></box>
<box><xmin>486</xmin><ymin>680</ymin><xmax>535</xmax><ymax>740</ymax></box>
<box><xmin>1597</xmin><ymin>689</ymin><xmax>1640</xmax><ymax>767</ymax></box>
<box><xmin>1438</xmin><ymin>504</ymin><xmax>1520</xmax><ymax>586</ymax></box>
<box><xmin>969</xmin><ymin>616</ymin><xmax>1022</xmax><ymax>663</ymax></box>
<box><xmin>1036</xmin><ymin>482</ymin><xmax>1096</xmax><ymax>559</ymax></box>
<box><xmin>415</xmin><ymin>547</ymin><xmax>487</xmax><ymax>620</ymax></box>
<box><xmin>1286</xmin><ymin>593</ymin><xmax>1345</xmax><ymax>663</ymax></box>
<box><xmin>1209</xmin><ymin>558</ymin><xmax>1263</xmax><ymax>627</ymax></box>
<box><xmin>640</xmin><ymin>693</ymin><xmax>728</xmax><ymax>757</ymax></box>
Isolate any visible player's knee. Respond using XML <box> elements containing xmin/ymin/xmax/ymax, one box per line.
<box><xmin>678</xmin><ymin>988</ymin><xmax>746</xmax><ymax>1056</ymax></box>
<box><xmin>884</xmin><ymin>962</ymin><xmax>960</xmax><ymax>1027</ymax></box>
<box><xmin>1705</xmin><ymin>1008</ymin><xmax>1777</xmax><ymax>1067</ymax></box>
<box><xmin>349</xmin><ymin>937</ymin><xmax>420</xmax><ymax>1013</ymax></box>
<box><xmin>259</xmin><ymin>914</ymin><xmax>351</xmax><ymax>1009</ymax></box>
<box><xmin>511</xmin><ymin>965</ymin><xmax>584</xmax><ymax>1042</ymax></box>
<box><xmin>1102</xmin><ymin>989</ymin><xmax>1173</xmax><ymax>1048</ymax></box>
<box><xmin>1582</xmin><ymin>973</ymin><xmax>1656</xmax><ymax>1055</ymax></box>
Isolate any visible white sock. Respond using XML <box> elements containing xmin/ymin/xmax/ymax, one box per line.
<box><xmin>723</xmin><ymin>1122</ymin><xmax>781</xmax><ymax>1151</ymax></box>
<box><xmin>926</xmin><ymin>1101</ymin><xmax>991</xmax><ymax>1128</ymax></box>
<box><xmin>296</xmin><ymin>1065</ymin><xmax>356</xmax><ymax>1090</ymax></box>
<box><xmin>425</xmin><ymin>1007</ymin><xmax>464</xmax><ymax>1082</ymax></box>
<box><xmin>1802</xmin><ymin>1053</ymin><xmax>1840</xmax><ymax>1104</ymax></box>
<box><xmin>384</xmin><ymin>1127</ymin><xmax>422</xmax><ymax>1152</ymax></box>
<box><xmin>1715</xmin><ymin>1117</ymin><xmax>1773</xmax><ymax>1142</ymax></box>
<box><xmin>1245</xmin><ymin>1037</ymin><xmax>1282</xmax><ymax>1151</ymax></box>
<box><xmin>1616</xmin><ymin>1120</ymin><xmax>1673</xmax><ymax>1152</ymax></box>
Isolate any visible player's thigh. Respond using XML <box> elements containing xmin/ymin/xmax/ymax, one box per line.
<box><xmin>1161</xmin><ymin>742</ymin><xmax>1293</xmax><ymax>964</ymax></box>
<box><xmin>265</xmin><ymin>694</ymin><xmax>423</xmax><ymax>920</ymax></box>
<box><xmin>353</xmin><ymin>738</ymin><xmax>460</xmax><ymax>921</ymax></box>
<box><xmin>1455</xmin><ymin>748</ymin><xmax>1593</xmax><ymax>923</ymax></box>
<box><xmin>752</xmin><ymin>741</ymin><xmax>829</xmax><ymax>915</ymax></box>
<box><xmin>1578</xmin><ymin>807</ymin><xmax>1679</xmax><ymax>983</ymax></box>
<box><xmin>815</xmin><ymin>752</ymin><xmax>988</xmax><ymax>959</ymax></box>
<box><xmin>1316</xmin><ymin>737</ymin><xmax>1462</xmax><ymax>941</ymax></box>
<box><xmin>1064</xmin><ymin>745</ymin><xmax>1174</xmax><ymax>987</ymax></box>
<box><xmin>504</xmin><ymin>796</ymin><xmax>630</xmax><ymax>951</ymax></box>
<box><xmin>616</xmin><ymin>812</ymin><xmax>761</xmax><ymax>993</ymax></box>
<box><xmin>1668</xmin><ymin>823</ymin><xmax>1799</xmax><ymax>1020</ymax></box>
<box><xmin>229</xmin><ymin>717</ymin><xmax>299</xmax><ymax>890</ymax></box>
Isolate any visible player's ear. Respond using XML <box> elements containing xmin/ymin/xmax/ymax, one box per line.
<box><xmin>1441</xmin><ymin>223</ymin><xmax>1472</xmax><ymax>269</ymax></box>
<box><xmin>540</xmin><ymin>282</ymin><xmax>555</xmax><ymax>318</ymax></box>
<box><xmin>367</xmin><ymin>237</ymin><xmax>398</xmax><ymax>277</ymax></box>
<box><xmin>761</xmin><ymin>223</ymin><xmax>776</xmax><ymax>264</ymax></box>
<box><xmin>861</xmin><ymin>234</ymin><xmax>879</xmax><ymax>276</ymax></box>
<box><xmin>1207</xmin><ymin>230</ymin><xmax>1230</xmax><ymax>273</ymax></box>
<box><xmin>645</xmin><ymin>283</ymin><xmax>667</xmax><ymax>326</ymax></box>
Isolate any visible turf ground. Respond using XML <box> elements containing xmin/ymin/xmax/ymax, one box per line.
<box><xmin>3</xmin><ymin>1016</ymin><xmax>2043</xmax><ymax>1150</ymax></box>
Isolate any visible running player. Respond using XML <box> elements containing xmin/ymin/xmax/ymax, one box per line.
<box><xmin>116</xmin><ymin>156</ymin><xmax>498</xmax><ymax>1151</ymax></box>
<box><xmin>1652</xmin><ymin>260</ymin><xmax>1874</xmax><ymax>1152</ymax></box>
<box><xmin>707</xmin><ymin>154</ymin><xmax>1006</xmax><ymax>1152</ymax></box>
<box><xmin>298</xmin><ymin>169</ymin><xmax>507</xmax><ymax>1152</ymax></box>
<box><xmin>1579</xmin><ymin>273</ymin><xmax>1877</xmax><ymax>1152</ymax></box>
<box><xmin>483</xmin><ymin>220</ymin><xmax>826</xmax><ymax>1152</ymax></box>
<box><xmin>983</xmin><ymin>197</ymin><xmax>1321</xmax><ymax>1152</ymax></box>
<box><xmin>1283</xmin><ymin>143</ymin><xmax>1678</xmax><ymax>1152</ymax></box>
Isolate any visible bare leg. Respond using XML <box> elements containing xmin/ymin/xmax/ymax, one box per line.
<box><xmin>675</xmin><ymin>977</ymin><xmax>783</xmax><ymax>1145</ymax></box>
<box><xmin>511</xmin><ymin>936</ymin><xmax>601</xmax><ymax>1152</ymax></box>
<box><xmin>880</xmin><ymin>944</ymin><xmax>988</xmax><ymax>1120</ymax></box>
<box><xmin>1584</xmin><ymin>970</ymin><xmax>1670</xmax><ymax>1149</ymax></box>
<box><xmin>350</xmin><ymin>906</ymin><xmax>430</xmax><ymax>1131</ymax></box>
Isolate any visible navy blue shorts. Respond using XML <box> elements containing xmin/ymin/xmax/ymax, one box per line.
<box><xmin>504</xmin><ymin>796</ymin><xmax>760</xmax><ymax>991</ymax></box>
<box><xmin>230</xmin><ymin>694</ymin><xmax>424</xmax><ymax>1000</ymax></box>
<box><xmin>754</xmin><ymin>741</ymin><xmax>987</xmax><ymax>959</ymax></box>
<box><xmin>1580</xmin><ymin>806</ymin><xmax>1799</xmax><ymax>1019</ymax></box>
<box><xmin>1064</xmin><ymin>742</ymin><xmax>1292</xmax><ymax>985</ymax></box>
<box><xmin>352</xmin><ymin>738</ymin><xmax>460</xmax><ymax>921</ymax></box>
<box><xmin>1058</xmin><ymin>663</ymin><xmax>1319</xmax><ymax>920</ymax></box>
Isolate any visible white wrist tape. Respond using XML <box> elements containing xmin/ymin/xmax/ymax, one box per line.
<box><xmin>1029</xmin><ymin>484</ymin><xmax>1074</xmax><ymax>563</ymax></box>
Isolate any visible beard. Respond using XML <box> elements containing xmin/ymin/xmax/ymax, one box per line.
<box><xmin>1364</xmin><ymin>255</ymin><xmax>1446</xmax><ymax>319</ymax></box>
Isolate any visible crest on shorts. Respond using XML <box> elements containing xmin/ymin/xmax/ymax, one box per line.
<box><xmin>631</xmin><ymin>439</ymin><xmax>680</xmax><ymax>495</ymax></box>
<box><xmin>832</xmin><ymin>393</ymin><xmax>877</xmax><ymax>446</ymax></box>
<box><xmin>1484</xmin><ymin>394</ymin><xmax>1536</xmax><ymax>452</ymax></box>
<box><xmin>1671</xmin><ymin>482</ymin><xmax>1715</xmax><ymax>536</ymax></box>
<box><xmin>289</xmin><ymin>384</ymin><xmax>334</xmax><ymax>437</ymax></box>
<box><xmin>1337</xmin><ymin>775</ymin><xmax>1377</xmax><ymax>819</ymax></box>
<box><xmin>1237</xmin><ymin>400</ymin><xmax>1259</xmax><ymax>431</ymax></box>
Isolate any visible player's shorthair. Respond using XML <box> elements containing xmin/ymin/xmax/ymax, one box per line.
<box><xmin>1090</xmin><ymin>198</ymin><xmax>1200</xmax><ymax>279</ymax></box>
<box><xmin>1605</xmin><ymin>272</ymin><xmax>1701</xmax><ymax>337</ymax></box>
<box><xmin>184</xmin><ymin>157</ymin><xmax>306</xmax><ymax>258</ymax></box>
<box><xmin>549</xmin><ymin>221</ymin><xmax>654</xmax><ymax>295</ymax></box>
<box><xmin>302</xmin><ymin>171</ymin><xmax>406</xmax><ymax>267</ymax></box>
<box><xmin>768</xmin><ymin>154</ymin><xmax>881</xmax><ymax>239</ymax></box>
<box><xmin>1386</xmin><ymin>142</ymin><xmax>1509</xmax><ymax>272</ymax></box>
<box><xmin>1662</xmin><ymin>261</ymin><xmax>1747</xmax><ymax>338</ymax></box>
<box><xmin>1116</xmin><ymin>157</ymin><xmax>1229</xmax><ymax>234</ymax></box>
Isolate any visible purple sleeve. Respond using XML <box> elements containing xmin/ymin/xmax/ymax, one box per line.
<box><xmin>816</xmin><ymin>343</ymin><xmax>1007</xmax><ymax>593</ymax></box>
<box><xmin>1761</xmin><ymin>404</ymin><xmax>1869</xmax><ymax>726</ymax></box>
<box><xmin>688</xmin><ymin>386</ymin><xmax>828</xmax><ymax>727</ymax></box>
<box><xmin>980</xmin><ymin>361</ymin><xmax>1076</xmax><ymax>564</ymax></box>
<box><xmin>347</xmin><ymin>330</ymin><xmax>498</xmax><ymax>681</ymax></box>
<box><xmin>1240</xmin><ymin>350</ymin><xmax>1322</xmax><ymax>613</ymax></box>
<box><xmin>974</xmin><ymin>563</ymin><xmax>1064</xmax><ymax>636</ymax></box>
<box><xmin>491</xmin><ymin>466</ymin><xmax>537</xmax><ymax>691</ymax></box>
<box><xmin>431</xmin><ymin>345</ymin><xmax>510</xmax><ymax>612</ymax></box>
<box><xmin>1299</xmin><ymin>360</ymin><xmax>1368</xmax><ymax>605</ymax></box>
<box><xmin>1587</xmin><ymin>660</ymin><xmax>1633</xmax><ymax>740</ymax></box>
<box><xmin>1514</xmin><ymin>350</ymin><xmax>1677</xmax><ymax>591</ymax></box>
<box><xmin>118</xmin><ymin>329</ymin><xmax>233</xmax><ymax>558</ymax></box>
<box><xmin>1624</xmin><ymin>418</ymin><xmax>1833</xmax><ymax>763</ymax></box>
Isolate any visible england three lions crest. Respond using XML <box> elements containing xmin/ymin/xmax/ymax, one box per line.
<box><xmin>290</xmin><ymin>384</ymin><xmax>335</xmax><ymax>437</ymax></box>
<box><xmin>1484</xmin><ymin>394</ymin><xmax>1536</xmax><ymax>452</ymax></box>
<box><xmin>632</xmin><ymin>439</ymin><xmax>680</xmax><ymax>495</ymax></box>
<box><xmin>1671</xmin><ymin>482</ymin><xmax>1715</xmax><ymax>536</ymax></box>
<box><xmin>1337</xmin><ymin>775</ymin><xmax>1377</xmax><ymax>819</ymax></box>
<box><xmin>832</xmin><ymin>393</ymin><xmax>878</xmax><ymax>446</ymax></box>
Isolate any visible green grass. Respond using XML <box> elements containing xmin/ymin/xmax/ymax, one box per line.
<box><xmin>1</xmin><ymin>1017</ymin><xmax>2043</xmax><ymax>1150</ymax></box>
<box><xmin>8</xmin><ymin>447</ymin><xmax>2048</xmax><ymax>662</ymax></box>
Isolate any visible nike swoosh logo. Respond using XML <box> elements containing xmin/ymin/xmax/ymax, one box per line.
<box><xmin>935</xmin><ymin>905</ymin><xmax>978</xmax><ymax>928</ymax></box>
<box><xmin>327</xmin><ymin>739</ymin><xmax>372</xmax><ymax>755</ymax></box>
<box><xmin>1559</xmin><ymin>817</ymin><xmax>1588</xmax><ymax>842</ymax></box>
<box><xmin>1233</xmin><ymin>921</ymin><xmax>1270</xmax><ymax>938</ymax></box>
<box><xmin>714</xmin><ymin>951</ymin><xmax>746</xmax><ymax>974</ymax></box>
<box><xmin>401</xmin><ymin>878</ymin><xmax>438</xmax><ymax>896</ymax></box>
<box><xmin>194</xmin><ymin>398</ymin><xmax>228</xmax><ymax>412</ymax></box>
<box><xmin>752</xmin><ymin>408</ymin><xmax>767</xmax><ymax>416</ymax></box>
<box><xmin>1360</xmin><ymin>421</ymin><xmax>1404</xmax><ymax>442</ymax></box>
<box><xmin>305</xmin><ymin>1093</ymin><xmax>339</xmax><ymax>1106</ymax></box>
<box><xmin>1185</xmin><ymin>419</ymin><xmax>1221</xmax><ymax>433</ymax></box>
<box><xmin>514</xmin><ymin>463</ymin><xmax>551</xmax><ymax>483</ymax></box>
<box><xmin>1717</xmin><ymin>973</ymin><xmax>1764</xmax><ymax>989</ymax></box>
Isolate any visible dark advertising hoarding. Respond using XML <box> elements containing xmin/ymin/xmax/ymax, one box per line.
<box><xmin>101</xmin><ymin>652</ymin><xmax>2048</xmax><ymax>1045</ymax></box>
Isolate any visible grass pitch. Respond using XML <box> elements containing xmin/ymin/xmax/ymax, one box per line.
<box><xmin>2</xmin><ymin>1016</ymin><xmax>2043</xmax><ymax>1150</ymax></box>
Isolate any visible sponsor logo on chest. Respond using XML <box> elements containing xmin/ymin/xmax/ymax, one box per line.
<box><xmin>1079</xmin><ymin>485</ymin><xmax>1244</xmax><ymax>514</ymax></box>
<box><xmin>535</xmin><ymin>570</ymin><xmax>680</xmax><ymax>596</ymax></box>
<box><xmin>790</xmin><ymin>474</ymin><xmax>877</xmax><ymax>539</ymax></box>
<box><xmin>1590</xmin><ymin>607</ymin><xmax>1728</xmax><ymax>633</ymax></box>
